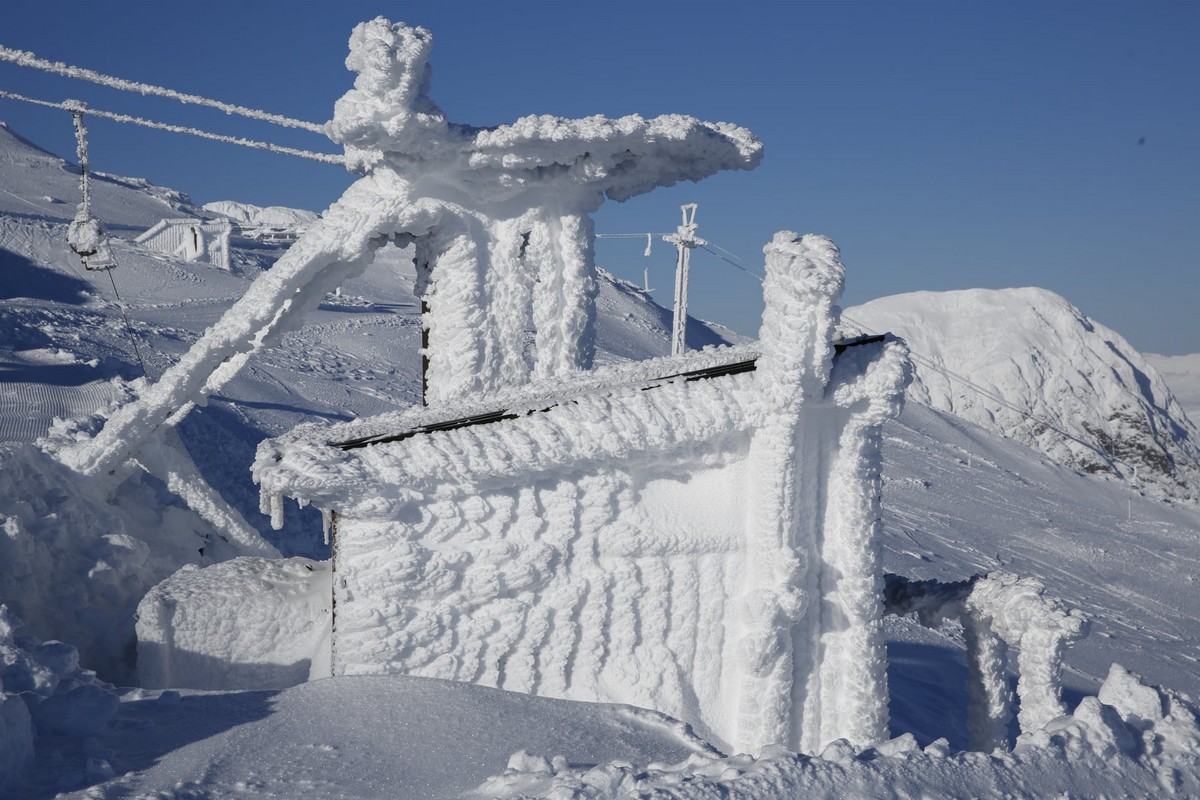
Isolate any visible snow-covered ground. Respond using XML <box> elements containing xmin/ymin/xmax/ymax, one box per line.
<box><xmin>3</xmin><ymin>119</ymin><xmax>1200</xmax><ymax>796</ymax></box>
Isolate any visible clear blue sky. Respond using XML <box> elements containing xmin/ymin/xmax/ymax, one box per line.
<box><xmin>2</xmin><ymin>1</ymin><xmax>1197</xmax><ymax>353</ymax></box>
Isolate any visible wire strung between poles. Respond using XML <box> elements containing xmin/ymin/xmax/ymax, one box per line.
<box><xmin>105</xmin><ymin>265</ymin><xmax>149</xmax><ymax>379</ymax></box>
<box><xmin>0</xmin><ymin>90</ymin><xmax>345</xmax><ymax>165</ymax></box>
<box><xmin>0</xmin><ymin>43</ymin><xmax>326</xmax><ymax>133</ymax></box>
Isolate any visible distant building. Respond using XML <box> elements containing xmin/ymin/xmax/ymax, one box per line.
<box><xmin>135</xmin><ymin>218</ymin><xmax>232</xmax><ymax>270</ymax></box>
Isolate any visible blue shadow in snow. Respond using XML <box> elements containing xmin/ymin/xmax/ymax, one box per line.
<box><xmin>887</xmin><ymin>639</ymin><xmax>971</xmax><ymax>751</ymax></box>
<box><xmin>0</xmin><ymin>246</ymin><xmax>93</xmax><ymax>305</ymax></box>
<box><xmin>12</xmin><ymin>689</ymin><xmax>279</xmax><ymax>800</ymax></box>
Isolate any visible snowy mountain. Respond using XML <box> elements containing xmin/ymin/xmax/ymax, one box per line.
<box><xmin>847</xmin><ymin>287</ymin><xmax>1200</xmax><ymax>502</ymax></box>
<box><xmin>2</xmin><ymin>120</ymin><xmax>1200</xmax><ymax>797</ymax></box>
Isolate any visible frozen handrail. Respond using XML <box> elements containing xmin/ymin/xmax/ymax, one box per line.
<box><xmin>885</xmin><ymin>571</ymin><xmax>1088</xmax><ymax>752</ymax></box>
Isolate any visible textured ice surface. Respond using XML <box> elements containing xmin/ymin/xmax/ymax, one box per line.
<box><xmin>257</xmin><ymin>232</ymin><xmax>909</xmax><ymax>755</ymax></box>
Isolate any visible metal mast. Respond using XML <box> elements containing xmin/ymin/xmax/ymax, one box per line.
<box><xmin>665</xmin><ymin>203</ymin><xmax>707</xmax><ymax>357</ymax></box>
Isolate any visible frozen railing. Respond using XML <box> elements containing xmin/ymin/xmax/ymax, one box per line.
<box><xmin>884</xmin><ymin>571</ymin><xmax>1089</xmax><ymax>752</ymax></box>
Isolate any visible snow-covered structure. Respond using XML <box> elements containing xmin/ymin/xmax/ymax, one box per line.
<box><xmin>60</xmin><ymin>17</ymin><xmax>762</xmax><ymax>478</ymax></box>
<box><xmin>52</xmin><ymin>17</ymin><xmax>1090</xmax><ymax>761</ymax></box>
<box><xmin>134</xmin><ymin>218</ymin><xmax>231</xmax><ymax>270</ymax></box>
<box><xmin>255</xmin><ymin>232</ymin><xmax>911</xmax><ymax>755</ymax></box>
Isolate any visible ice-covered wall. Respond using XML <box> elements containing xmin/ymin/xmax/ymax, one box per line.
<box><xmin>136</xmin><ymin>557</ymin><xmax>331</xmax><ymax>690</ymax></box>
<box><xmin>256</xmin><ymin>232</ymin><xmax>910</xmax><ymax>755</ymax></box>
<box><xmin>134</xmin><ymin>218</ymin><xmax>231</xmax><ymax>270</ymax></box>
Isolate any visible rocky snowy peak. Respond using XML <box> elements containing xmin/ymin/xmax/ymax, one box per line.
<box><xmin>0</xmin><ymin>121</ymin><xmax>199</xmax><ymax>230</ymax></box>
<box><xmin>847</xmin><ymin>287</ymin><xmax>1200</xmax><ymax>501</ymax></box>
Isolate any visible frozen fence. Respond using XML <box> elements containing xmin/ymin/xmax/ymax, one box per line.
<box><xmin>884</xmin><ymin>571</ymin><xmax>1089</xmax><ymax>751</ymax></box>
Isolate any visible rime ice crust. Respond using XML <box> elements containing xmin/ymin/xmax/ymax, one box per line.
<box><xmin>136</xmin><ymin>557</ymin><xmax>331</xmax><ymax>690</ymax></box>
<box><xmin>254</xmin><ymin>231</ymin><xmax>911</xmax><ymax>755</ymax></box>
<box><xmin>60</xmin><ymin>17</ymin><xmax>762</xmax><ymax>478</ymax></box>
<box><xmin>327</xmin><ymin>19</ymin><xmax>763</xmax><ymax>197</ymax></box>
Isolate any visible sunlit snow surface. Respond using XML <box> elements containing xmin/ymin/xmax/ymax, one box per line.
<box><xmin>3</xmin><ymin>120</ymin><xmax>1200</xmax><ymax>797</ymax></box>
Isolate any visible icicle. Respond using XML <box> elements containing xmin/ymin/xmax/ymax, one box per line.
<box><xmin>296</xmin><ymin>496</ymin><xmax>310</xmax><ymax>509</ymax></box>
<box><xmin>643</xmin><ymin>232</ymin><xmax>653</xmax><ymax>257</ymax></box>
<box><xmin>322</xmin><ymin>509</ymin><xmax>332</xmax><ymax>546</ymax></box>
<box><xmin>259</xmin><ymin>483</ymin><xmax>272</xmax><ymax>516</ymax></box>
<box><xmin>270</xmin><ymin>491</ymin><xmax>285</xmax><ymax>530</ymax></box>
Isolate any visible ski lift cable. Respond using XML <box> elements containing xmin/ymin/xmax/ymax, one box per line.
<box><xmin>0</xmin><ymin>90</ymin><xmax>345</xmax><ymax>165</ymax></box>
<box><xmin>698</xmin><ymin>244</ymin><xmax>764</xmax><ymax>281</ymax></box>
<box><xmin>0</xmin><ymin>44</ymin><xmax>326</xmax><ymax>133</ymax></box>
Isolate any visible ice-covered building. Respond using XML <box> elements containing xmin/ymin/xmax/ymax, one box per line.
<box><xmin>62</xmin><ymin>18</ymin><xmax>1087</xmax><ymax>759</ymax></box>
<box><xmin>134</xmin><ymin>217</ymin><xmax>231</xmax><ymax>270</ymax></box>
<box><xmin>256</xmin><ymin>232</ymin><xmax>909</xmax><ymax>755</ymax></box>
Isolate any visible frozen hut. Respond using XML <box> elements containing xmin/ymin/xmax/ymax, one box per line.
<box><xmin>135</xmin><ymin>217</ymin><xmax>232</xmax><ymax>270</ymax></box>
<box><xmin>256</xmin><ymin>232</ymin><xmax>909</xmax><ymax>756</ymax></box>
<box><xmin>74</xmin><ymin>17</ymin><xmax>1085</xmax><ymax>759</ymax></box>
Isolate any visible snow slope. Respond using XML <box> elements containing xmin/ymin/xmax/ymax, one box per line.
<box><xmin>3</xmin><ymin>120</ymin><xmax>1200</xmax><ymax>796</ymax></box>
<box><xmin>847</xmin><ymin>288</ymin><xmax>1200</xmax><ymax>502</ymax></box>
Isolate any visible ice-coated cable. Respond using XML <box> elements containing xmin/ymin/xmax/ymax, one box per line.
<box><xmin>0</xmin><ymin>43</ymin><xmax>326</xmax><ymax>133</ymax></box>
<box><xmin>0</xmin><ymin>90</ymin><xmax>345</xmax><ymax>165</ymax></box>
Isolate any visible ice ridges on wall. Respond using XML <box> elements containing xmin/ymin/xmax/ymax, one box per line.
<box><xmin>255</xmin><ymin>229</ymin><xmax>912</xmax><ymax>755</ymax></box>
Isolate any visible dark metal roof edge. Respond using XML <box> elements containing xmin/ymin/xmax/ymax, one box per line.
<box><xmin>334</xmin><ymin>333</ymin><xmax>889</xmax><ymax>451</ymax></box>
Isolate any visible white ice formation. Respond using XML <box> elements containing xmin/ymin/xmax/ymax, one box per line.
<box><xmin>136</xmin><ymin>557</ymin><xmax>331</xmax><ymax>690</ymax></box>
<box><xmin>253</xmin><ymin>232</ymin><xmax>910</xmax><ymax>756</ymax></box>
<box><xmin>57</xmin><ymin>17</ymin><xmax>761</xmax><ymax>479</ymax></box>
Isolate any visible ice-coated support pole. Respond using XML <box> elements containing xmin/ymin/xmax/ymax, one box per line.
<box><xmin>733</xmin><ymin>232</ymin><xmax>843</xmax><ymax>754</ymax></box>
<box><xmin>666</xmin><ymin>204</ymin><xmax>705</xmax><ymax>357</ymax></box>
<box><xmin>965</xmin><ymin>572</ymin><xmax>1089</xmax><ymax>742</ymax></box>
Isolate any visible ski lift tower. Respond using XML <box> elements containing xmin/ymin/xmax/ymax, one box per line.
<box><xmin>665</xmin><ymin>203</ymin><xmax>707</xmax><ymax>357</ymax></box>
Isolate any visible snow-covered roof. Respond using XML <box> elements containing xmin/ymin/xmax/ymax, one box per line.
<box><xmin>254</xmin><ymin>334</ymin><xmax>895</xmax><ymax>516</ymax></box>
<box><xmin>256</xmin><ymin>343</ymin><xmax>759</xmax><ymax>513</ymax></box>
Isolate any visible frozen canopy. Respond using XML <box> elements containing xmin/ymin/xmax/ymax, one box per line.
<box><xmin>327</xmin><ymin>18</ymin><xmax>763</xmax><ymax>204</ymax></box>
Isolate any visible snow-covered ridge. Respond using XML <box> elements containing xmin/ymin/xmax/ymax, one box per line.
<box><xmin>202</xmin><ymin>200</ymin><xmax>319</xmax><ymax>236</ymax></box>
<box><xmin>847</xmin><ymin>287</ymin><xmax>1200</xmax><ymax>501</ymax></box>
